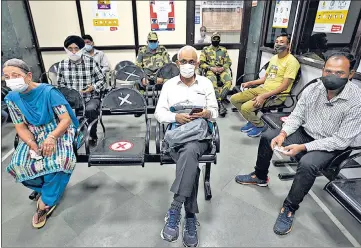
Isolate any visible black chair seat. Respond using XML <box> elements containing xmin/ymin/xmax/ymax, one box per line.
<box><xmin>262</xmin><ymin>112</ymin><xmax>290</xmax><ymax>129</ymax></box>
<box><xmin>325</xmin><ymin>178</ymin><xmax>361</xmax><ymax>223</ymax></box>
<box><xmin>89</xmin><ymin>136</ymin><xmax>145</xmax><ymax>166</ymax></box>
<box><xmin>161</xmin><ymin>148</ymin><xmax>217</xmax><ymax>164</ymax></box>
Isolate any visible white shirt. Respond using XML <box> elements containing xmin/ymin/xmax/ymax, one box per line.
<box><xmin>155</xmin><ymin>75</ymin><xmax>219</xmax><ymax>123</ymax></box>
<box><xmin>282</xmin><ymin>80</ymin><xmax>361</xmax><ymax>151</ymax></box>
<box><xmin>84</xmin><ymin>49</ymin><xmax>110</xmax><ymax>74</ymax></box>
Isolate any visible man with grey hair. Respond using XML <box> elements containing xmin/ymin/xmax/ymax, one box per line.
<box><xmin>155</xmin><ymin>45</ymin><xmax>218</xmax><ymax>247</ymax></box>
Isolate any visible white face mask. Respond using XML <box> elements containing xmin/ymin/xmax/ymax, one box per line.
<box><xmin>85</xmin><ymin>44</ymin><xmax>93</xmax><ymax>52</ymax></box>
<box><xmin>6</xmin><ymin>77</ymin><xmax>29</xmax><ymax>93</ymax></box>
<box><xmin>64</xmin><ymin>47</ymin><xmax>84</xmax><ymax>62</ymax></box>
<box><xmin>179</xmin><ymin>64</ymin><xmax>195</xmax><ymax>78</ymax></box>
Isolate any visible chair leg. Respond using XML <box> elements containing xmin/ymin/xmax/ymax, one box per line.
<box><xmin>273</xmin><ymin>159</ymin><xmax>299</xmax><ymax>167</ymax></box>
<box><xmin>278</xmin><ymin>172</ymin><xmax>296</xmax><ymax>180</ymax></box>
<box><xmin>203</xmin><ymin>163</ymin><xmax>212</xmax><ymax>201</ymax></box>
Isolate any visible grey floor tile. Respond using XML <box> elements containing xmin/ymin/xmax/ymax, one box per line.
<box><xmin>73</xmin><ymin>195</ymin><xmax>175</xmax><ymax>247</ymax></box>
<box><xmin>56</xmin><ymin>171</ymin><xmax>135</xmax><ymax>235</ymax></box>
<box><xmin>66</xmin><ymin>163</ymin><xmax>101</xmax><ymax>187</ymax></box>
<box><xmin>101</xmin><ymin>163</ymin><xmax>176</xmax><ymax>195</ymax></box>
<box><xmin>2</xmin><ymin>208</ymin><xmax>77</xmax><ymax>247</ymax></box>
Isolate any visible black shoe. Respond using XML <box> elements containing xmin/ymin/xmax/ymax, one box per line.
<box><xmin>218</xmin><ymin>101</ymin><xmax>227</xmax><ymax>117</ymax></box>
<box><xmin>134</xmin><ymin>113</ymin><xmax>143</xmax><ymax>118</ymax></box>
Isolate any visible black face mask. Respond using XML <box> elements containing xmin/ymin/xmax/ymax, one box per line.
<box><xmin>274</xmin><ymin>44</ymin><xmax>287</xmax><ymax>54</ymax></box>
<box><xmin>212</xmin><ymin>40</ymin><xmax>220</xmax><ymax>47</ymax></box>
<box><xmin>321</xmin><ymin>74</ymin><xmax>349</xmax><ymax>90</ymax></box>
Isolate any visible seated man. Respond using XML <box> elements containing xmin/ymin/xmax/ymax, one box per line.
<box><xmin>230</xmin><ymin>34</ymin><xmax>300</xmax><ymax>137</ymax></box>
<box><xmin>200</xmin><ymin>32</ymin><xmax>232</xmax><ymax>117</ymax></box>
<box><xmin>235</xmin><ymin>52</ymin><xmax>361</xmax><ymax>235</ymax></box>
<box><xmin>155</xmin><ymin>45</ymin><xmax>218</xmax><ymax>247</ymax></box>
<box><xmin>82</xmin><ymin>34</ymin><xmax>110</xmax><ymax>74</ymax></box>
<box><xmin>57</xmin><ymin>35</ymin><xmax>105</xmax><ymax>146</ymax></box>
<box><xmin>136</xmin><ymin>31</ymin><xmax>170</xmax><ymax>90</ymax></box>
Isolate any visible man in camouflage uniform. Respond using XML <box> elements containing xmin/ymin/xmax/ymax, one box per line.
<box><xmin>136</xmin><ymin>32</ymin><xmax>170</xmax><ymax>90</ymax></box>
<box><xmin>200</xmin><ymin>32</ymin><xmax>232</xmax><ymax>117</ymax></box>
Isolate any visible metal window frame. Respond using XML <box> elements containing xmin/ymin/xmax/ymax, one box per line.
<box><xmin>259</xmin><ymin>0</ymin><xmax>361</xmax><ymax>80</ymax></box>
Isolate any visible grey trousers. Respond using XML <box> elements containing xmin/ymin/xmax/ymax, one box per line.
<box><xmin>169</xmin><ymin>141</ymin><xmax>210</xmax><ymax>213</ymax></box>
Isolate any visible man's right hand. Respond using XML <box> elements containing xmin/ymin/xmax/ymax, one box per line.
<box><xmin>271</xmin><ymin>133</ymin><xmax>286</xmax><ymax>150</ymax></box>
<box><xmin>210</xmin><ymin>67</ymin><xmax>218</xmax><ymax>74</ymax></box>
<box><xmin>175</xmin><ymin>113</ymin><xmax>191</xmax><ymax>125</ymax></box>
<box><xmin>241</xmin><ymin>82</ymin><xmax>251</xmax><ymax>88</ymax></box>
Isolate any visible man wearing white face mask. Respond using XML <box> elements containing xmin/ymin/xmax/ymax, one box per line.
<box><xmin>57</xmin><ymin>35</ymin><xmax>105</xmax><ymax>146</ymax></box>
<box><xmin>155</xmin><ymin>46</ymin><xmax>218</xmax><ymax>247</ymax></box>
<box><xmin>82</xmin><ymin>34</ymin><xmax>110</xmax><ymax>74</ymax></box>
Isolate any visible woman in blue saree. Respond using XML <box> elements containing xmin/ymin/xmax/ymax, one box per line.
<box><xmin>3</xmin><ymin>59</ymin><xmax>79</xmax><ymax>228</ymax></box>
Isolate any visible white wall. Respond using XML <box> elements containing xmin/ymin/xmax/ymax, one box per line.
<box><xmin>30</xmin><ymin>1</ymin><xmax>81</xmax><ymax>47</ymax></box>
<box><xmin>80</xmin><ymin>1</ymin><xmax>135</xmax><ymax>46</ymax></box>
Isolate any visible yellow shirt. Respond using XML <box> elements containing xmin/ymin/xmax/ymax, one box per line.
<box><xmin>263</xmin><ymin>53</ymin><xmax>300</xmax><ymax>93</ymax></box>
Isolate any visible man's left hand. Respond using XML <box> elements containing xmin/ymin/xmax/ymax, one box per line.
<box><xmin>253</xmin><ymin>94</ymin><xmax>267</xmax><ymax>107</ymax></box>
<box><xmin>190</xmin><ymin>109</ymin><xmax>211</xmax><ymax>119</ymax></box>
<box><xmin>282</xmin><ymin>144</ymin><xmax>306</xmax><ymax>157</ymax></box>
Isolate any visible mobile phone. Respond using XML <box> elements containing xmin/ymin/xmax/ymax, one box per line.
<box><xmin>189</xmin><ymin>108</ymin><xmax>203</xmax><ymax>115</ymax></box>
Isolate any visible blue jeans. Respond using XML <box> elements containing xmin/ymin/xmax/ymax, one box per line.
<box><xmin>22</xmin><ymin>172</ymin><xmax>71</xmax><ymax>206</ymax></box>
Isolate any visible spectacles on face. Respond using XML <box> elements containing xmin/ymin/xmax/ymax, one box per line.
<box><xmin>3</xmin><ymin>72</ymin><xmax>26</xmax><ymax>80</ymax></box>
<box><xmin>67</xmin><ymin>47</ymin><xmax>80</xmax><ymax>53</ymax></box>
<box><xmin>323</xmin><ymin>69</ymin><xmax>347</xmax><ymax>77</ymax></box>
<box><xmin>179</xmin><ymin>59</ymin><xmax>196</xmax><ymax>65</ymax></box>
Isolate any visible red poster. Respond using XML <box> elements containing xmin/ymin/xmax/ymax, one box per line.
<box><xmin>150</xmin><ymin>1</ymin><xmax>175</xmax><ymax>31</ymax></box>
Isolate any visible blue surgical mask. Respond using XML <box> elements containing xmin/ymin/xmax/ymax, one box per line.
<box><xmin>85</xmin><ymin>44</ymin><xmax>93</xmax><ymax>52</ymax></box>
<box><xmin>148</xmin><ymin>41</ymin><xmax>158</xmax><ymax>50</ymax></box>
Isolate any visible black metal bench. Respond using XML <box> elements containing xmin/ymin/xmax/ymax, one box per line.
<box><xmin>86</xmin><ymin>87</ymin><xmax>150</xmax><ymax>167</ymax></box>
<box><xmin>155</xmin><ymin>121</ymin><xmax>220</xmax><ymax>200</ymax></box>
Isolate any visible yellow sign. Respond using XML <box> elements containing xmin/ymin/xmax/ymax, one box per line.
<box><xmin>93</xmin><ymin>19</ymin><xmax>119</xmax><ymax>27</ymax></box>
<box><xmin>313</xmin><ymin>1</ymin><xmax>351</xmax><ymax>34</ymax></box>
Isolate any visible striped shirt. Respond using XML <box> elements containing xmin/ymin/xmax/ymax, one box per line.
<box><xmin>57</xmin><ymin>55</ymin><xmax>105</xmax><ymax>101</ymax></box>
<box><xmin>282</xmin><ymin>80</ymin><xmax>361</xmax><ymax>152</ymax></box>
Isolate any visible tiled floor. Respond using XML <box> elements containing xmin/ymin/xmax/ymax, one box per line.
<box><xmin>1</xmin><ymin>106</ymin><xmax>361</xmax><ymax>247</ymax></box>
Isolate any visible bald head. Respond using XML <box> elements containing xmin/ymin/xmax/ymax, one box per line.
<box><xmin>178</xmin><ymin>45</ymin><xmax>198</xmax><ymax>61</ymax></box>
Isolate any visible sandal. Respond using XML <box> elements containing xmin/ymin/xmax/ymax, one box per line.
<box><xmin>32</xmin><ymin>199</ymin><xmax>56</xmax><ymax>229</ymax></box>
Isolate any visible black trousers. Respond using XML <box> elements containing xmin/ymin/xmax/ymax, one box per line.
<box><xmin>255</xmin><ymin>127</ymin><xmax>342</xmax><ymax>212</ymax></box>
<box><xmin>85</xmin><ymin>98</ymin><xmax>100</xmax><ymax>138</ymax></box>
<box><xmin>170</xmin><ymin>141</ymin><xmax>209</xmax><ymax>214</ymax></box>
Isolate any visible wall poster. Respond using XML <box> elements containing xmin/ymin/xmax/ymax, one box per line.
<box><xmin>272</xmin><ymin>0</ymin><xmax>292</xmax><ymax>29</ymax></box>
<box><xmin>93</xmin><ymin>0</ymin><xmax>119</xmax><ymax>31</ymax></box>
<box><xmin>150</xmin><ymin>1</ymin><xmax>175</xmax><ymax>31</ymax></box>
<box><xmin>313</xmin><ymin>0</ymin><xmax>351</xmax><ymax>34</ymax></box>
<box><xmin>201</xmin><ymin>1</ymin><xmax>243</xmax><ymax>32</ymax></box>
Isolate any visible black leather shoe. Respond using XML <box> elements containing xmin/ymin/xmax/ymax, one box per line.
<box><xmin>218</xmin><ymin>101</ymin><xmax>227</xmax><ymax>117</ymax></box>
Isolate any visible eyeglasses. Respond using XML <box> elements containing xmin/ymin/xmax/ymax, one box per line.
<box><xmin>67</xmin><ymin>47</ymin><xmax>80</xmax><ymax>52</ymax></box>
<box><xmin>324</xmin><ymin>69</ymin><xmax>347</xmax><ymax>77</ymax></box>
<box><xmin>179</xmin><ymin>59</ymin><xmax>196</xmax><ymax>65</ymax></box>
<box><xmin>3</xmin><ymin>72</ymin><xmax>26</xmax><ymax>80</ymax></box>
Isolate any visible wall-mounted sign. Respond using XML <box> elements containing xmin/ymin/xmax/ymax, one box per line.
<box><xmin>313</xmin><ymin>0</ymin><xmax>351</xmax><ymax>34</ymax></box>
<box><xmin>93</xmin><ymin>0</ymin><xmax>119</xmax><ymax>32</ymax></box>
<box><xmin>272</xmin><ymin>0</ymin><xmax>292</xmax><ymax>29</ymax></box>
<box><xmin>150</xmin><ymin>1</ymin><xmax>175</xmax><ymax>31</ymax></box>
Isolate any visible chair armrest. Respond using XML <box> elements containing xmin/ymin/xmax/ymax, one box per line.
<box><xmin>261</xmin><ymin>93</ymin><xmax>296</xmax><ymax>110</ymax></box>
<box><xmin>337</xmin><ymin>151</ymin><xmax>361</xmax><ymax>173</ymax></box>
<box><xmin>236</xmin><ymin>73</ymin><xmax>256</xmax><ymax>85</ymax></box>
<box><xmin>73</xmin><ymin>117</ymin><xmax>88</xmax><ymax>155</ymax></box>
<box><xmin>212</xmin><ymin>122</ymin><xmax>220</xmax><ymax>153</ymax></box>
<box><xmin>155</xmin><ymin>121</ymin><xmax>161</xmax><ymax>154</ymax></box>
<box><xmin>145</xmin><ymin>118</ymin><xmax>151</xmax><ymax>154</ymax></box>
<box><xmin>85</xmin><ymin>117</ymin><xmax>100</xmax><ymax>155</ymax></box>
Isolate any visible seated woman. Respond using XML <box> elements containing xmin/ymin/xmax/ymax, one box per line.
<box><xmin>3</xmin><ymin>59</ymin><xmax>79</xmax><ymax>228</ymax></box>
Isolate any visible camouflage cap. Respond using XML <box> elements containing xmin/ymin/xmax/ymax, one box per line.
<box><xmin>147</xmin><ymin>31</ymin><xmax>158</xmax><ymax>41</ymax></box>
<box><xmin>211</xmin><ymin>32</ymin><xmax>221</xmax><ymax>40</ymax></box>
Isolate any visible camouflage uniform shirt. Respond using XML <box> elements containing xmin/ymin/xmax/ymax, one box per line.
<box><xmin>136</xmin><ymin>45</ymin><xmax>170</xmax><ymax>78</ymax></box>
<box><xmin>199</xmin><ymin>45</ymin><xmax>232</xmax><ymax>70</ymax></box>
